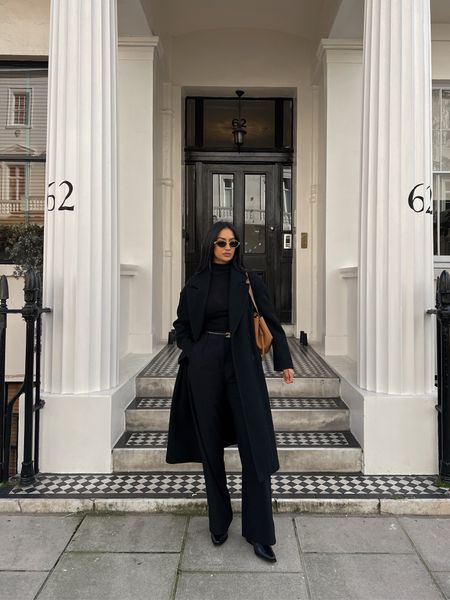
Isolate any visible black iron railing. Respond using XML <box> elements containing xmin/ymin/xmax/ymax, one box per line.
<box><xmin>428</xmin><ymin>269</ymin><xmax>450</xmax><ymax>482</ymax></box>
<box><xmin>0</xmin><ymin>268</ymin><xmax>50</xmax><ymax>486</ymax></box>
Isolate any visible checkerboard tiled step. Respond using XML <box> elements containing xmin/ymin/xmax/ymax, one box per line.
<box><xmin>136</xmin><ymin>375</ymin><xmax>340</xmax><ymax>398</ymax></box>
<box><xmin>112</xmin><ymin>431</ymin><xmax>362</xmax><ymax>473</ymax></box>
<box><xmin>135</xmin><ymin>340</ymin><xmax>341</xmax><ymax>397</ymax></box>
<box><xmin>5</xmin><ymin>472</ymin><xmax>450</xmax><ymax>499</ymax></box>
<box><xmin>125</xmin><ymin>397</ymin><xmax>350</xmax><ymax>432</ymax></box>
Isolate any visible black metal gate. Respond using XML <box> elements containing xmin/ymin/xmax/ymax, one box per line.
<box><xmin>0</xmin><ymin>268</ymin><xmax>50</xmax><ymax>486</ymax></box>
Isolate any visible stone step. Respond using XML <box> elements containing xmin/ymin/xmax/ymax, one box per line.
<box><xmin>112</xmin><ymin>430</ymin><xmax>362</xmax><ymax>473</ymax></box>
<box><xmin>135</xmin><ymin>376</ymin><xmax>341</xmax><ymax>398</ymax></box>
<box><xmin>125</xmin><ymin>397</ymin><xmax>350</xmax><ymax>432</ymax></box>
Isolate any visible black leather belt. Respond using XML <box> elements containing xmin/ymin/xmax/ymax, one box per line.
<box><xmin>206</xmin><ymin>330</ymin><xmax>231</xmax><ymax>337</ymax></box>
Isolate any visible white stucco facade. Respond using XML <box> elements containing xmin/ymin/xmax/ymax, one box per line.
<box><xmin>1</xmin><ymin>0</ymin><xmax>450</xmax><ymax>475</ymax></box>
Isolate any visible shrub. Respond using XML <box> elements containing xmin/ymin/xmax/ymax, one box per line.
<box><xmin>0</xmin><ymin>223</ymin><xmax>44</xmax><ymax>277</ymax></box>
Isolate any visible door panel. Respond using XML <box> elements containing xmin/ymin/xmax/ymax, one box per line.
<box><xmin>184</xmin><ymin>161</ymin><xmax>292</xmax><ymax>322</ymax></box>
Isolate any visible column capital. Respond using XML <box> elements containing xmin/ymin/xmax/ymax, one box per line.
<box><xmin>313</xmin><ymin>38</ymin><xmax>363</xmax><ymax>83</ymax></box>
<box><xmin>317</xmin><ymin>38</ymin><xmax>363</xmax><ymax>62</ymax></box>
<box><xmin>118</xmin><ymin>35</ymin><xmax>161</xmax><ymax>61</ymax></box>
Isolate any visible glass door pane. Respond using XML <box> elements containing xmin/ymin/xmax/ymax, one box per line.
<box><xmin>244</xmin><ymin>173</ymin><xmax>266</xmax><ymax>253</ymax></box>
<box><xmin>282</xmin><ymin>167</ymin><xmax>292</xmax><ymax>231</ymax></box>
<box><xmin>212</xmin><ymin>173</ymin><xmax>234</xmax><ymax>222</ymax></box>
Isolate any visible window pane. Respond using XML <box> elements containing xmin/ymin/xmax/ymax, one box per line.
<box><xmin>1</xmin><ymin>69</ymin><xmax>47</xmax><ymax>158</ymax></box>
<box><xmin>436</xmin><ymin>174</ymin><xmax>450</xmax><ymax>256</ymax></box>
<box><xmin>283</xmin><ymin>99</ymin><xmax>293</xmax><ymax>148</ymax></box>
<box><xmin>185</xmin><ymin>98</ymin><xmax>196</xmax><ymax>147</ymax></box>
<box><xmin>1</xmin><ymin>161</ymin><xmax>45</xmax><ymax>227</ymax></box>
<box><xmin>282</xmin><ymin>167</ymin><xmax>292</xmax><ymax>231</ymax></box>
<box><xmin>212</xmin><ymin>174</ymin><xmax>234</xmax><ymax>223</ymax></box>
<box><xmin>443</xmin><ymin>90</ymin><xmax>450</xmax><ymax>130</ymax></box>
<box><xmin>187</xmin><ymin>97</ymin><xmax>293</xmax><ymax>150</ymax></box>
<box><xmin>433</xmin><ymin>130</ymin><xmax>441</xmax><ymax>171</ymax></box>
<box><xmin>433</xmin><ymin>89</ymin><xmax>440</xmax><ymax>130</ymax></box>
<box><xmin>245</xmin><ymin>174</ymin><xmax>266</xmax><ymax>253</ymax></box>
<box><xmin>0</xmin><ymin>67</ymin><xmax>47</xmax><ymax>262</ymax></box>
<box><xmin>433</xmin><ymin>196</ymin><xmax>438</xmax><ymax>255</ymax></box>
<box><xmin>442</xmin><ymin>131</ymin><xmax>450</xmax><ymax>171</ymax></box>
<box><xmin>241</xmin><ymin>101</ymin><xmax>275</xmax><ymax>147</ymax></box>
<box><xmin>13</xmin><ymin>92</ymin><xmax>30</xmax><ymax>126</ymax></box>
<box><xmin>203</xmin><ymin>99</ymin><xmax>276</xmax><ymax>149</ymax></box>
<box><xmin>203</xmin><ymin>101</ymin><xmax>236</xmax><ymax>148</ymax></box>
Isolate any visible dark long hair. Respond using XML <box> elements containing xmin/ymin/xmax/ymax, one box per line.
<box><xmin>194</xmin><ymin>221</ymin><xmax>246</xmax><ymax>273</ymax></box>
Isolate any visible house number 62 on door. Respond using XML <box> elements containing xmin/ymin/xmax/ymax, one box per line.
<box><xmin>46</xmin><ymin>180</ymin><xmax>74</xmax><ymax>211</ymax></box>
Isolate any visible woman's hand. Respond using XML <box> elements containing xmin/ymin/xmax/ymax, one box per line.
<box><xmin>282</xmin><ymin>368</ymin><xmax>294</xmax><ymax>384</ymax></box>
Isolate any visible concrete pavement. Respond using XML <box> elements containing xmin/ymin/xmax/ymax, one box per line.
<box><xmin>1</xmin><ymin>512</ymin><xmax>449</xmax><ymax>599</ymax></box>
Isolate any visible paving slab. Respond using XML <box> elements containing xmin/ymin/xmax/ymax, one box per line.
<box><xmin>181</xmin><ymin>515</ymin><xmax>302</xmax><ymax>572</ymax></box>
<box><xmin>0</xmin><ymin>514</ymin><xmax>82</xmax><ymax>570</ymax></box>
<box><xmin>37</xmin><ymin>552</ymin><xmax>179</xmax><ymax>600</ymax></box>
<box><xmin>303</xmin><ymin>553</ymin><xmax>443</xmax><ymax>599</ymax></box>
<box><xmin>400</xmin><ymin>516</ymin><xmax>450</xmax><ymax>570</ymax></box>
<box><xmin>0</xmin><ymin>571</ymin><xmax>49</xmax><ymax>600</ymax></box>
<box><xmin>296</xmin><ymin>515</ymin><xmax>413</xmax><ymax>554</ymax></box>
<box><xmin>175</xmin><ymin>572</ymin><xmax>308</xmax><ymax>600</ymax></box>
<box><xmin>433</xmin><ymin>572</ymin><xmax>450</xmax><ymax>599</ymax></box>
<box><xmin>68</xmin><ymin>514</ymin><xmax>187</xmax><ymax>552</ymax></box>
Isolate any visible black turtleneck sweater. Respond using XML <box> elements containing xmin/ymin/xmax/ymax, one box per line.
<box><xmin>204</xmin><ymin>262</ymin><xmax>231</xmax><ymax>332</ymax></box>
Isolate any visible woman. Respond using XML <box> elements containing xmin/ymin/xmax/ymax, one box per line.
<box><xmin>166</xmin><ymin>221</ymin><xmax>295</xmax><ymax>562</ymax></box>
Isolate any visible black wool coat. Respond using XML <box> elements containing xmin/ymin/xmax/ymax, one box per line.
<box><xmin>165</xmin><ymin>263</ymin><xmax>294</xmax><ymax>483</ymax></box>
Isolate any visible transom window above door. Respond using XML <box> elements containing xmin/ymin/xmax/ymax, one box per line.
<box><xmin>185</xmin><ymin>96</ymin><xmax>293</xmax><ymax>152</ymax></box>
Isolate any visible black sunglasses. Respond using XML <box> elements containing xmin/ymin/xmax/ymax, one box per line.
<box><xmin>213</xmin><ymin>239</ymin><xmax>240</xmax><ymax>248</ymax></box>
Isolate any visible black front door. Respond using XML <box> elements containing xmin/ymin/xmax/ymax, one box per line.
<box><xmin>184</xmin><ymin>160</ymin><xmax>293</xmax><ymax>322</ymax></box>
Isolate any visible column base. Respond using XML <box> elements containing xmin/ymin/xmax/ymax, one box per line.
<box><xmin>312</xmin><ymin>344</ymin><xmax>438</xmax><ymax>474</ymax></box>
<box><xmin>39</xmin><ymin>353</ymin><xmax>152</xmax><ymax>473</ymax></box>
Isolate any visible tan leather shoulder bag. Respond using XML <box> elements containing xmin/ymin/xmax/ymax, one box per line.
<box><xmin>246</xmin><ymin>272</ymin><xmax>273</xmax><ymax>356</ymax></box>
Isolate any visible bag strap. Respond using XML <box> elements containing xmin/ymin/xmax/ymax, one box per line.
<box><xmin>245</xmin><ymin>271</ymin><xmax>260</xmax><ymax>316</ymax></box>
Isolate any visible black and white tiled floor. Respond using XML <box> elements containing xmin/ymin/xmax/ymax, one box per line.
<box><xmin>130</xmin><ymin>397</ymin><xmax>346</xmax><ymax>410</ymax></box>
<box><xmin>117</xmin><ymin>431</ymin><xmax>360</xmax><ymax>448</ymax></box>
<box><xmin>139</xmin><ymin>338</ymin><xmax>337</xmax><ymax>379</ymax></box>
<box><xmin>2</xmin><ymin>472</ymin><xmax>450</xmax><ymax>499</ymax></box>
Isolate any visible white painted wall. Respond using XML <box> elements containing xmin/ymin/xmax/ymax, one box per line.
<box><xmin>0</xmin><ymin>0</ymin><xmax>49</xmax><ymax>57</ymax></box>
<box><xmin>117</xmin><ymin>37</ymin><xmax>158</xmax><ymax>354</ymax></box>
<box><xmin>432</xmin><ymin>24</ymin><xmax>450</xmax><ymax>79</ymax></box>
<box><xmin>321</xmin><ymin>41</ymin><xmax>363</xmax><ymax>356</ymax></box>
<box><xmin>170</xmin><ymin>28</ymin><xmax>315</xmax><ymax>337</ymax></box>
<box><xmin>152</xmin><ymin>52</ymin><xmax>165</xmax><ymax>344</ymax></box>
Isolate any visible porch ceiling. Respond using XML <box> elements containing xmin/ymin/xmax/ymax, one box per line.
<box><xmin>432</xmin><ymin>0</ymin><xmax>450</xmax><ymax>23</ymax></box>
<box><xmin>139</xmin><ymin>0</ymin><xmax>450</xmax><ymax>37</ymax></box>
<box><xmin>140</xmin><ymin>0</ymin><xmax>341</xmax><ymax>41</ymax></box>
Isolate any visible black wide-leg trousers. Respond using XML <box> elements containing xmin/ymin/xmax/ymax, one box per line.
<box><xmin>187</xmin><ymin>331</ymin><xmax>276</xmax><ymax>545</ymax></box>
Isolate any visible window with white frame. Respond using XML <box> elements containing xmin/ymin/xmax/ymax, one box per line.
<box><xmin>433</xmin><ymin>85</ymin><xmax>450</xmax><ymax>256</ymax></box>
<box><xmin>7</xmin><ymin>88</ymin><xmax>32</xmax><ymax>127</ymax></box>
<box><xmin>7</xmin><ymin>164</ymin><xmax>26</xmax><ymax>202</ymax></box>
<box><xmin>0</xmin><ymin>65</ymin><xmax>47</xmax><ymax>263</ymax></box>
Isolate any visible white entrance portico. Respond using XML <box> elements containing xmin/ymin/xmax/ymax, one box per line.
<box><xmin>2</xmin><ymin>0</ymin><xmax>450</xmax><ymax>476</ymax></box>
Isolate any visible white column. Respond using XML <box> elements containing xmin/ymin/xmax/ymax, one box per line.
<box><xmin>358</xmin><ymin>0</ymin><xmax>434</xmax><ymax>394</ymax></box>
<box><xmin>43</xmin><ymin>0</ymin><xmax>119</xmax><ymax>394</ymax></box>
